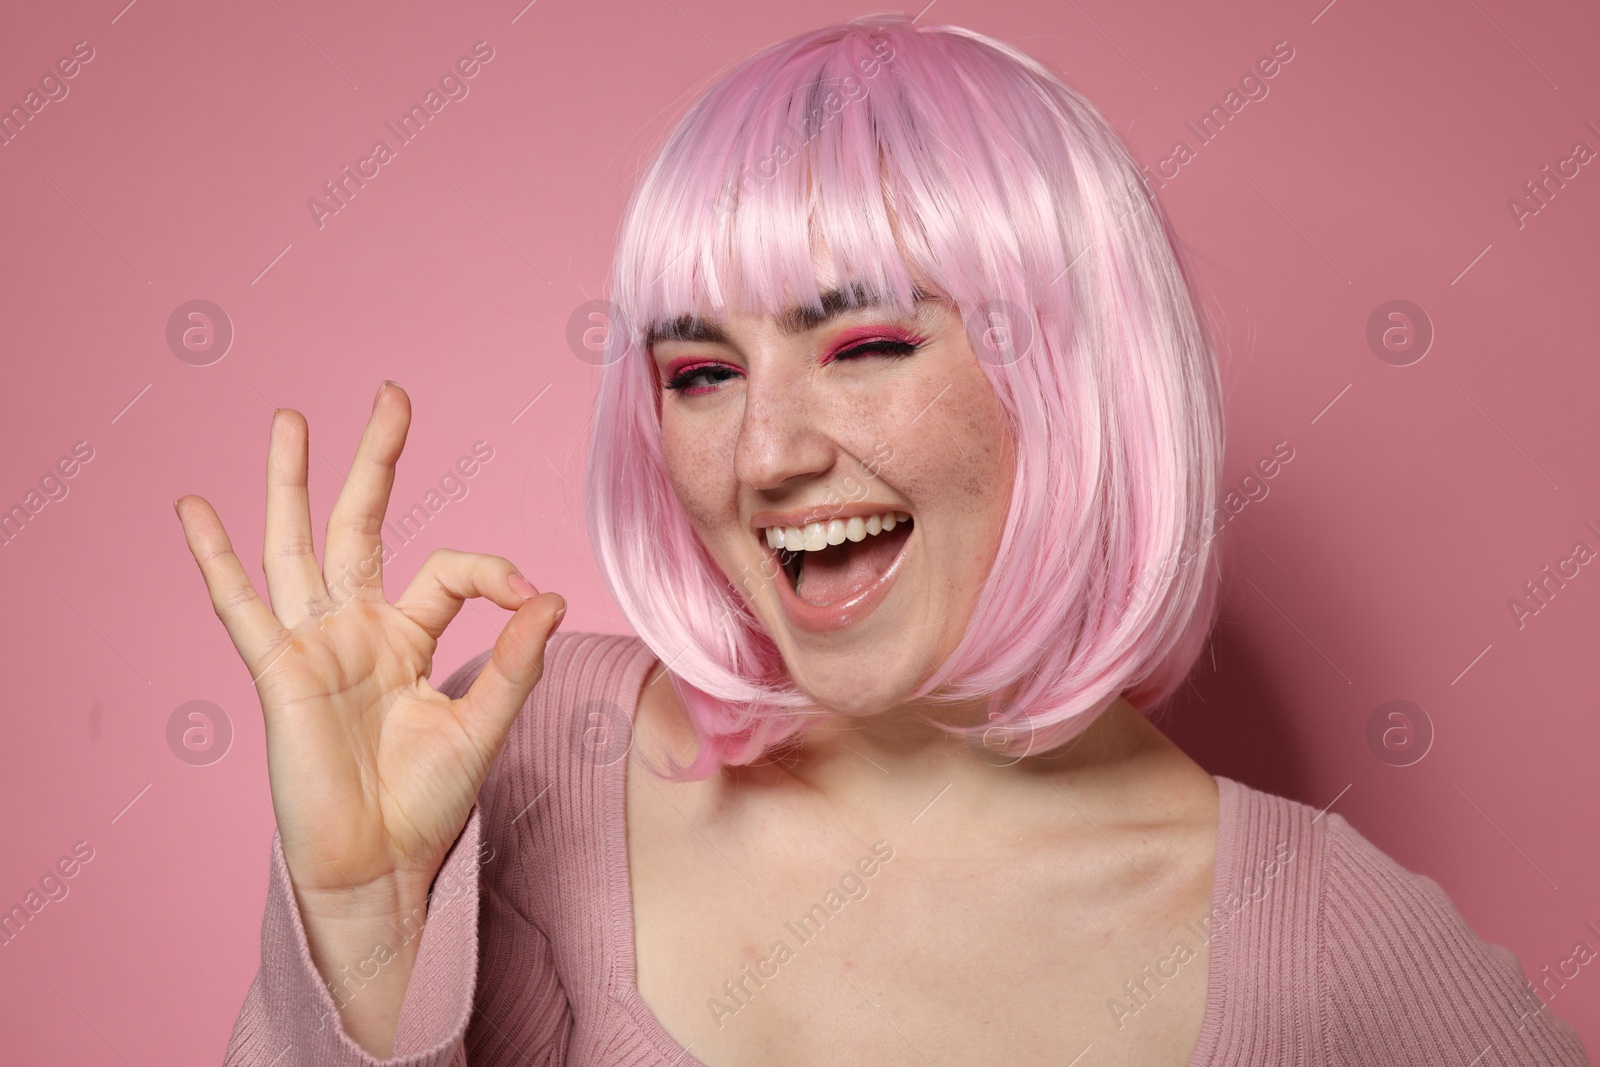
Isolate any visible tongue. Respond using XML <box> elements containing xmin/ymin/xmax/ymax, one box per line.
<box><xmin>794</xmin><ymin>523</ymin><xmax>911</xmax><ymax>606</ymax></box>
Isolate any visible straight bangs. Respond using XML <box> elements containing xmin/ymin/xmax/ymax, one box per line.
<box><xmin>586</xmin><ymin>14</ymin><xmax>1225</xmax><ymax>779</ymax></box>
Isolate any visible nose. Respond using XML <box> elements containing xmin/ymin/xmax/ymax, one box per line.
<box><xmin>733</xmin><ymin>361</ymin><xmax>837</xmax><ymax>492</ymax></box>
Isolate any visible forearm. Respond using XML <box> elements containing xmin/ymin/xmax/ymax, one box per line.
<box><xmin>295</xmin><ymin>876</ymin><xmax>436</xmax><ymax>1057</ymax></box>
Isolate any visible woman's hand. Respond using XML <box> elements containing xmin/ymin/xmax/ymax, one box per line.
<box><xmin>175</xmin><ymin>382</ymin><xmax>564</xmax><ymax>1052</ymax></box>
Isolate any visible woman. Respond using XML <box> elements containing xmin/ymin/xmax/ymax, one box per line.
<box><xmin>185</xmin><ymin>15</ymin><xmax>1591</xmax><ymax>1067</ymax></box>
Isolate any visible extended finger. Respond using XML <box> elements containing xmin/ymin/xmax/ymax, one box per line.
<box><xmin>175</xmin><ymin>495</ymin><xmax>290</xmax><ymax>681</ymax></box>
<box><xmin>394</xmin><ymin>548</ymin><xmax>539</xmax><ymax>643</ymax></box>
<box><xmin>323</xmin><ymin>382</ymin><xmax>409</xmax><ymax>601</ymax></box>
<box><xmin>262</xmin><ymin>408</ymin><xmax>328</xmax><ymax>628</ymax></box>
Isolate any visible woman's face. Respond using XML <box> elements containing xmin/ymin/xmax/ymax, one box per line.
<box><xmin>649</xmin><ymin>257</ymin><xmax>1017</xmax><ymax>717</ymax></box>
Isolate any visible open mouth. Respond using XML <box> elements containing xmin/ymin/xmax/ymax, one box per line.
<box><xmin>764</xmin><ymin>511</ymin><xmax>914</xmax><ymax>608</ymax></box>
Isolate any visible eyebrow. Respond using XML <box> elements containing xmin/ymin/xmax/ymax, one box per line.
<box><xmin>645</xmin><ymin>282</ymin><xmax>935</xmax><ymax>349</ymax></box>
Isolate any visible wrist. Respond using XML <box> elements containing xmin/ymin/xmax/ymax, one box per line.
<box><xmin>293</xmin><ymin>867</ymin><xmax>437</xmax><ymax>929</ymax></box>
<box><xmin>293</xmin><ymin>876</ymin><xmax>433</xmax><ymax>992</ymax></box>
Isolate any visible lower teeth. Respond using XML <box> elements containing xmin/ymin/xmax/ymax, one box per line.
<box><xmin>780</xmin><ymin>520</ymin><xmax>913</xmax><ymax>598</ymax></box>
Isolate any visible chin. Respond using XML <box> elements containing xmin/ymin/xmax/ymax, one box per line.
<box><xmin>784</xmin><ymin>657</ymin><xmax>919</xmax><ymax>719</ymax></box>
<box><xmin>714</xmin><ymin>509</ymin><xmax>955</xmax><ymax>711</ymax></box>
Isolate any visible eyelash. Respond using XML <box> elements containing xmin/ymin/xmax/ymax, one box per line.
<box><xmin>662</xmin><ymin>338</ymin><xmax>924</xmax><ymax>395</ymax></box>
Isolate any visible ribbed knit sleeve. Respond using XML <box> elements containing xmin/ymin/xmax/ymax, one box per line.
<box><xmin>222</xmin><ymin>647</ymin><xmax>574</xmax><ymax>1066</ymax></box>
<box><xmin>1318</xmin><ymin>814</ymin><xmax>1593</xmax><ymax>1065</ymax></box>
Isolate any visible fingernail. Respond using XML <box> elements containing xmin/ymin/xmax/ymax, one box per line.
<box><xmin>508</xmin><ymin>573</ymin><xmax>538</xmax><ymax>599</ymax></box>
<box><xmin>551</xmin><ymin>601</ymin><xmax>567</xmax><ymax>631</ymax></box>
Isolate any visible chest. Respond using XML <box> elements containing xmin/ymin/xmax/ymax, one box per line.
<box><xmin>625</xmin><ymin>778</ymin><xmax>1216</xmax><ymax>1067</ymax></box>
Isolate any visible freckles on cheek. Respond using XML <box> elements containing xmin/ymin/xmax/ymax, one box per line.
<box><xmin>923</xmin><ymin>400</ymin><xmax>1007</xmax><ymax>506</ymax></box>
<box><xmin>661</xmin><ymin>416</ymin><xmax>727</xmax><ymax>532</ymax></box>
<box><xmin>885</xmin><ymin>361</ymin><xmax>1011</xmax><ymax>506</ymax></box>
<box><xmin>958</xmin><ymin>413</ymin><xmax>1004</xmax><ymax>501</ymax></box>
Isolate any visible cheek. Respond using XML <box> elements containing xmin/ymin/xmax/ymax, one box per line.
<box><xmin>955</xmin><ymin>401</ymin><xmax>1011</xmax><ymax>505</ymax></box>
<box><xmin>900</xmin><ymin>378</ymin><xmax>1012</xmax><ymax>512</ymax></box>
<box><xmin>662</xmin><ymin>413</ymin><xmax>730</xmax><ymax>536</ymax></box>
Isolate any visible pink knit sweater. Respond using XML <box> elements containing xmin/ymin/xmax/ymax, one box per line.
<box><xmin>223</xmin><ymin>631</ymin><xmax>1593</xmax><ymax>1066</ymax></box>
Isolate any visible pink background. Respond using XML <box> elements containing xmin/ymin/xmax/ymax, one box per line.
<box><xmin>2</xmin><ymin>0</ymin><xmax>1597</xmax><ymax>1060</ymax></box>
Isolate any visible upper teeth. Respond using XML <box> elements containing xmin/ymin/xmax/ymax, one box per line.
<box><xmin>763</xmin><ymin>511</ymin><xmax>911</xmax><ymax>552</ymax></box>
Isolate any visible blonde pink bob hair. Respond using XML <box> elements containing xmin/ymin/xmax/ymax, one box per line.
<box><xmin>584</xmin><ymin>13</ymin><xmax>1225</xmax><ymax>779</ymax></box>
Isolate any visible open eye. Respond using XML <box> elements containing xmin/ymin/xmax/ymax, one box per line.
<box><xmin>662</xmin><ymin>360</ymin><xmax>740</xmax><ymax>395</ymax></box>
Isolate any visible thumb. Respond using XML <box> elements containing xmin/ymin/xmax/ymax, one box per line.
<box><xmin>455</xmin><ymin>592</ymin><xmax>565</xmax><ymax>756</ymax></box>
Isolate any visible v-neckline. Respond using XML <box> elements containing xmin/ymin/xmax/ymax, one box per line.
<box><xmin>602</xmin><ymin>644</ymin><xmax>1238</xmax><ymax>1067</ymax></box>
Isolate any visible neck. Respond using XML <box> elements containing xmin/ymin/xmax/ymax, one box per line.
<box><xmin>635</xmin><ymin>664</ymin><xmax>1195</xmax><ymax>849</ymax></box>
<box><xmin>775</xmin><ymin>696</ymin><xmax>1161</xmax><ymax>815</ymax></box>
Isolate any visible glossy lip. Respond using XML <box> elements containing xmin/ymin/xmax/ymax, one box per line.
<box><xmin>764</xmin><ymin>517</ymin><xmax>914</xmax><ymax>633</ymax></box>
<box><xmin>751</xmin><ymin>501</ymin><xmax>910</xmax><ymax>533</ymax></box>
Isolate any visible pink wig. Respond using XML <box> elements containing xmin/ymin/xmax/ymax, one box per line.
<box><xmin>584</xmin><ymin>13</ymin><xmax>1225</xmax><ymax>779</ymax></box>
